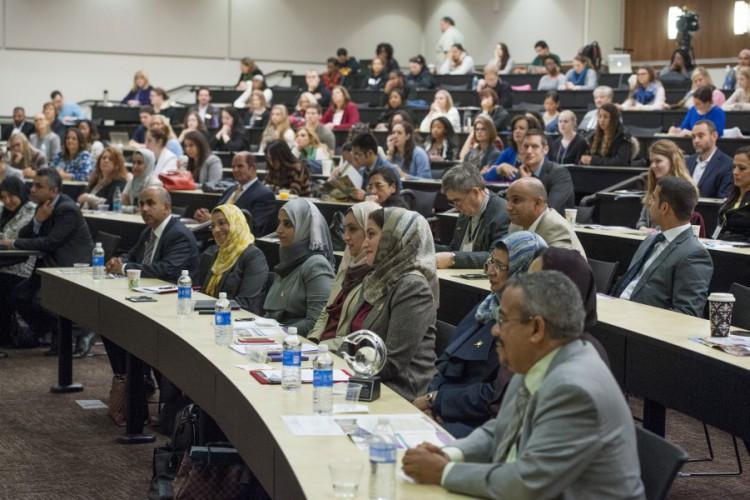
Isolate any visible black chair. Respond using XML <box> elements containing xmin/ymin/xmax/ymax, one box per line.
<box><xmin>400</xmin><ymin>189</ymin><xmax>437</xmax><ymax>219</ymax></box>
<box><xmin>171</xmin><ymin>206</ymin><xmax>188</xmax><ymax>217</ymax></box>
<box><xmin>587</xmin><ymin>258</ymin><xmax>619</xmax><ymax>295</ymax></box>
<box><xmin>574</xmin><ymin>205</ymin><xmax>594</xmax><ymax>224</ymax></box>
<box><xmin>95</xmin><ymin>231</ymin><xmax>122</xmax><ymax>260</ymax></box>
<box><xmin>730</xmin><ymin>282</ymin><xmax>750</xmax><ymax>330</ymax></box>
<box><xmin>434</xmin><ymin>320</ymin><xmax>457</xmax><ymax>357</ymax></box>
<box><xmin>636</xmin><ymin>427</ymin><xmax>688</xmax><ymax>500</ymax></box>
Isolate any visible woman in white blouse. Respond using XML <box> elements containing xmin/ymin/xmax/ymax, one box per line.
<box><xmin>419</xmin><ymin>90</ymin><xmax>461</xmax><ymax>133</ymax></box>
<box><xmin>146</xmin><ymin>126</ymin><xmax>177</xmax><ymax>176</ymax></box>
<box><xmin>723</xmin><ymin>66</ymin><xmax>750</xmax><ymax>111</ymax></box>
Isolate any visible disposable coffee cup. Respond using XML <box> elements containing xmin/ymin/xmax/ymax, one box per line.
<box><xmin>127</xmin><ymin>269</ymin><xmax>142</xmax><ymax>290</ymax></box>
<box><xmin>691</xmin><ymin>225</ymin><xmax>701</xmax><ymax>237</ymax></box>
<box><xmin>564</xmin><ymin>208</ymin><xmax>577</xmax><ymax>225</ymax></box>
<box><xmin>708</xmin><ymin>293</ymin><xmax>735</xmax><ymax>337</ymax></box>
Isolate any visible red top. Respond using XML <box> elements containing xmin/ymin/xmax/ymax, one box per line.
<box><xmin>350</xmin><ymin>302</ymin><xmax>374</xmax><ymax>333</ymax></box>
<box><xmin>321</xmin><ymin>102</ymin><xmax>360</xmax><ymax>130</ymax></box>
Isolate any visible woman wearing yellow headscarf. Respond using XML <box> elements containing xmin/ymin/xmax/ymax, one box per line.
<box><xmin>197</xmin><ymin>204</ymin><xmax>269</xmax><ymax>314</ymax></box>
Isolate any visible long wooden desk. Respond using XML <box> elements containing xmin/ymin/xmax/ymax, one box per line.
<box><xmin>38</xmin><ymin>269</ymin><xmax>466</xmax><ymax>499</ymax></box>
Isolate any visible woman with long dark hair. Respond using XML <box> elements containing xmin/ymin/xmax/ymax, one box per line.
<box><xmin>183</xmin><ymin>130</ymin><xmax>222</xmax><ymax>184</ymax></box>
<box><xmin>210</xmin><ymin>107</ymin><xmax>248</xmax><ymax>152</ymax></box>
<box><xmin>580</xmin><ymin>103</ymin><xmax>631</xmax><ymax>166</ymax></box>
<box><xmin>387</xmin><ymin>121</ymin><xmax>431</xmax><ymax>179</ymax></box>
<box><xmin>265</xmin><ymin>140</ymin><xmax>311</xmax><ymax>196</ymax></box>
<box><xmin>423</xmin><ymin>116</ymin><xmax>457</xmax><ymax>162</ymax></box>
<box><xmin>51</xmin><ymin>127</ymin><xmax>93</xmax><ymax>181</ymax></box>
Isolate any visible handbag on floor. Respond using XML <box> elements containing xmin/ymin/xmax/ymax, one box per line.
<box><xmin>147</xmin><ymin>404</ymin><xmax>200</xmax><ymax>500</ymax></box>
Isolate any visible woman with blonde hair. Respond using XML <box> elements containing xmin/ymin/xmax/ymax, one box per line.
<box><xmin>290</xmin><ymin>92</ymin><xmax>317</xmax><ymax>129</ymax></box>
<box><xmin>419</xmin><ymin>89</ymin><xmax>461</xmax><ymax>133</ymax></box>
<box><xmin>122</xmin><ymin>70</ymin><xmax>153</xmax><ymax>106</ymax></box>
<box><xmin>260</xmin><ymin>104</ymin><xmax>295</xmax><ymax>152</ymax></box>
<box><xmin>636</xmin><ymin>139</ymin><xmax>697</xmax><ymax>230</ymax></box>
<box><xmin>8</xmin><ymin>131</ymin><xmax>47</xmax><ymax>177</ymax></box>
<box><xmin>77</xmin><ymin>147</ymin><xmax>129</xmax><ymax>209</ymax></box>
<box><xmin>149</xmin><ymin>115</ymin><xmax>183</xmax><ymax>157</ymax></box>
<box><xmin>293</xmin><ymin>126</ymin><xmax>332</xmax><ymax>172</ymax></box>
<box><xmin>672</xmin><ymin>67</ymin><xmax>725</xmax><ymax>109</ymax></box>
<box><xmin>723</xmin><ymin>66</ymin><xmax>750</xmax><ymax>111</ymax></box>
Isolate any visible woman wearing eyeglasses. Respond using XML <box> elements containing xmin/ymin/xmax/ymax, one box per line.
<box><xmin>412</xmin><ymin>231</ymin><xmax>547</xmax><ymax>438</ymax></box>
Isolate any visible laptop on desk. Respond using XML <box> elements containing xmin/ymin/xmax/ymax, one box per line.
<box><xmin>608</xmin><ymin>54</ymin><xmax>632</xmax><ymax>74</ymax></box>
<box><xmin>109</xmin><ymin>131</ymin><xmax>130</xmax><ymax>148</ymax></box>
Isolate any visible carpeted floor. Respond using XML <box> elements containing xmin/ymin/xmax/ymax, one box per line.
<box><xmin>1</xmin><ymin>344</ymin><xmax>749</xmax><ymax>499</ymax></box>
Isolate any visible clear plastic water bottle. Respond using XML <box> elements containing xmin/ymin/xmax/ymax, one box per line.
<box><xmin>369</xmin><ymin>418</ymin><xmax>397</xmax><ymax>500</ymax></box>
<box><xmin>312</xmin><ymin>344</ymin><xmax>333</xmax><ymax>415</ymax></box>
<box><xmin>281</xmin><ymin>327</ymin><xmax>301</xmax><ymax>391</ymax></box>
<box><xmin>463</xmin><ymin>111</ymin><xmax>473</xmax><ymax>133</ymax></box>
<box><xmin>102</xmin><ymin>89</ymin><xmax>109</xmax><ymax>107</ymax></box>
<box><xmin>214</xmin><ymin>292</ymin><xmax>232</xmax><ymax>345</ymax></box>
<box><xmin>177</xmin><ymin>270</ymin><xmax>192</xmax><ymax>315</ymax></box>
<box><xmin>112</xmin><ymin>187</ymin><xmax>122</xmax><ymax>213</ymax></box>
<box><xmin>92</xmin><ymin>242</ymin><xmax>105</xmax><ymax>280</ymax></box>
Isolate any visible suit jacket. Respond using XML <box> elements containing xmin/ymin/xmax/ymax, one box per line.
<box><xmin>126</xmin><ymin>216</ymin><xmax>199</xmax><ymax>283</ymax></box>
<box><xmin>718</xmin><ymin>193</ymin><xmax>750</xmax><ymax>242</ymax></box>
<box><xmin>532</xmin><ymin>159</ymin><xmax>575</xmax><ymax>213</ymax></box>
<box><xmin>2</xmin><ymin>121</ymin><xmax>35</xmax><ymax>140</ymax></box>
<box><xmin>197</xmin><ymin>244</ymin><xmax>269</xmax><ymax>314</ymax></box>
<box><xmin>436</xmin><ymin>193</ymin><xmax>509</xmax><ymax>268</ymax></box>
<box><xmin>443</xmin><ymin>341</ymin><xmax>645</xmax><ymax>500</ymax></box>
<box><xmin>15</xmin><ymin>194</ymin><xmax>93</xmax><ymax>267</ymax></box>
<box><xmin>509</xmin><ymin>207</ymin><xmax>586</xmax><ymax>257</ymax></box>
<box><xmin>218</xmin><ymin>180</ymin><xmax>277</xmax><ymax>237</ymax></box>
<box><xmin>188</xmin><ymin>104</ymin><xmax>220</xmax><ymax>129</ymax></box>
<box><xmin>686</xmin><ymin>149</ymin><xmax>734</xmax><ymax>199</ymax></box>
<box><xmin>615</xmin><ymin>227</ymin><xmax>713</xmax><ymax>316</ymax></box>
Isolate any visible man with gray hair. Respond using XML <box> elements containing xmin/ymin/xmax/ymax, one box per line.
<box><xmin>579</xmin><ymin>85</ymin><xmax>613</xmax><ymax>133</ymax></box>
<box><xmin>435</xmin><ymin>163</ymin><xmax>509</xmax><ymax>268</ymax></box>
<box><xmin>403</xmin><ymin>271</ymin><xmax>645</xmax><ymax>499</ymax></box>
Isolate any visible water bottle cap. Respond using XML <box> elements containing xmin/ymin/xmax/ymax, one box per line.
<box><xmin>318</xmin><ymin>344</ymin><xmax>329</xmax><ymax>353</ymax></box>
<box><xmin>288</xmin><ymin>327</ymin><xmax>298</xmax><ymax>335</ymax></box>
<box><xmin>95</xmin><ymin>242</ymin><xmax>102</xmax><ymax>248</ymax></box>
<box><xmin>181</xmin><ymin>270</ymin><xmax>189</xmax><ymax>276</ymax></box>
<box><xmin>218</xmin><ymin>292</ymin><xmax>227</xmax><ymax>299</ymax></box>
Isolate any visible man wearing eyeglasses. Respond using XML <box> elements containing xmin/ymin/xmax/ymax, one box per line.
<box><xmin>435</xmin><ymin>163</ymin><xmax>509</xmax><ymax>268</ymax></box>
<box><xmin>403</xmin><ymin>271</ymin><xmax>645</xmax><ymax>499</ymax></box>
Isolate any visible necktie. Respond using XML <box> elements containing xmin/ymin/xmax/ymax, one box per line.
<box><xmin>612</xmin><ymin>232</ymin><xmax>666</xmax><ymax>296</ymax></box>
<box><xmin>493</xmin><ymin>384</ymin><xmax>531</xmax><ymax>463</ymax></box>
<box><xmin>228</xmin><ymin>185</ymin><xmax>242</xmax><ymax>205</ymax></box>
<box><xmin>142</xmin><ymin>231</ymin><xmax>157</xmax><ymax>266</ymax></box>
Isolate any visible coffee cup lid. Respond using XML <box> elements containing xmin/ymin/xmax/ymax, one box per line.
<box><xmin>708</xmin><ymin>293</ymin><xmax>735</xmax><ymax>302</ymax></box>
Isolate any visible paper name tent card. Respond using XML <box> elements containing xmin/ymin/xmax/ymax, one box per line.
<box><xmin>133</xmin><ymin>285</ymin><xmax>178</xmax><ymax>294</ymax></box>
<box><xmin>251</xmin><ymin>368</ymin><xmax>351</xmax><ymax>384</ymax></box>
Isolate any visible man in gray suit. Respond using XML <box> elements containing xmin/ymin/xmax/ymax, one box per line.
<box><xmin>613</xmin><ymin>176</ymin><xmax>713</xmax><ymax>316</ymax></box>
<box><xmin>506</xmin><ymin>177</ymin><xmax>586</xmax><ymax>257</ymax></box>
<box><xmin>403</xmin><ymin>271</ymin><xmax>645</xmax><ymax>499</ymax></box>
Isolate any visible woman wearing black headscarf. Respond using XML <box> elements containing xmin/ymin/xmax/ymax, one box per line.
<box><xmin>0</xmin><ymin>176</ymin><xmax>37</xmax><ymax>347</ymax></box>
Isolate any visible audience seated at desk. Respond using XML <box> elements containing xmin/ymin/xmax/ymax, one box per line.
<box><xmin>309</xmin><ymin>201</ymin><xmax>380</xmax><ymax>348</ymax></box>
<box><xmin>417</xmin><ymin>232</ymin><xmax>546</xmax><ymax>438</ymax></box>
<box><xmin>128</xmin><ymin>106</ymin><xmax>154</xmax><ymax>149</ymax></box>
<box><xmin>435</xmin><ymin>164</ymin><xmax>510</xmax><ymax>269</ymax></box>
<box><xmin>301</xmin><ymin>70</ymin><xmax>331</xmax><ymax>109</ymax></box>
<box><xmin>686</xmin><ymin>120</ymin><xmax>734</xmax><ymax>199</ymax></box>
<box><xmin>376</xmin><ymin>42</ymin><xmax>400</xmax><ymax>75</ymax></box>
<box><xmin>293</xmin><ymin>127</ymin><xmax>332</xmax><ymax>173</ymax></box>
<box><xmin>322</xmin><ymin>57</ymin><xmax>342</xmax><ymax>91</ymax></box>
<box><xmin>29</xmin><ymin>114</ymin><xmax>60</xmax><ymax>163</ymax></box>
<box><xmin>336</xmin><ymin>48</ymin><xmax>361</xmax><ymax>86</ymax></box>
<box><xmin>322</xmin><ymin>86</ymin><xmax>360</xmax><ymax>131</ymax></box>
<box><xmin>122</xmin><ymin>70</ymin><xmax>152</xmax><ymax>107</ymax></box>
<box><xmin>235</xmin><ymin>90</ymin><xmax>270</xmax><ymax>130</ymax></box>
<box><xmin>580</xmin><ymin>103</ymin><xmax>631</xmax><ymax>166</ymax></box>
<box><xmin>518</xmin><ymin>131</ymin><xmax>575</xmax><ymax>212</ymax></box>
<box><xmin>403</xmin><ymin>271</ymin><xmax>645</xmax><ymax>500</ymax></box>
<box><xmin>423</xmin><ymin>116</ymin><xmax>457</xmax><ymax>162</ymax></box>
<box><xmin>621</xmin><ymin>66</ymin><xmax>665</xmax><ymax>110</ymax></box>
<box><xmin>668</xmin><ymin>86</ymin><xmax>726</xmax><ymax>137</ymax></box>
<box><xmin>541</xmin><ymin>91</ymin><xmax>560</xmax><ymax>134</ymax></box>
<box><xmin>548</xmin><ymin>111</ymin><xmax>588</xmax><ymax>164</ymax></box>
<box><xmin>235</xmin><ymin>56</ymin><xmax>263</xmax><ymax>89</ymax></box>
<box><xmin>613</xmin><ymin>177</ymin><xmax>713</xmax><ymax>317</ymax></box>
<box><xmin>193</xmin><ymin>152</ymin><xmax>275</xmax><ymax>237</ymax></box>
<box><xmin>197</xmin><ymin>204</ymin><xmax>269</xmax><ymax>314</ymax></box>
<box><xmin>7</xmin><ymin>132</ymin><xmax>46</xmax><ymax>178</ymax></box>
<box><xmin>189</xmin><ymin>87</ymin><xmax>220</xmax><ymax>130</ymax></box>
<box><xmin>0</xmin><ymin>177</ymin><xmax>37</xmax><ymax>343</ymax></box>
<box><xmin>121</xmin><ymin>149</ymin><xmax>161</xmax><ymax>207</ymax></box>
<box><xmin>579</xmin><ymin>85</ymin><xmax>613</xmax><ymax>133</ymax></box>
<box><xmin>209</xmin><ymin>107</ymin><xmax>248</xmax><ymax>153</ymax></box>
<box><xmin>42</xmin><ymin>101</ymin><xmax>65</xmax><ymax>141</ymax></box>
<box><xmin>2</xmin><ymin>168</ymin><xmax>93</xmax><ymax>347</ymax></box>
<box><xmin>459</xmin><ymin>116</ymin><xmax>501</xmax><ymax>174</ymax></box>
<box><xmin>537</xmin><ymin>56</ymin><xmax>565</xmax><ymax>91</ymax></box>
<box><xmin>363</xmin><ymin>57</ymin><xmax>386</xmax><ymax>91</ymax></box>
<box><xmin>716</xmin><ymin>146</ymin><xmax>750</xmax><ymax>242</ymax></box>
<box><xmin>0</xmin><ymin>156</ymin><xmax>22</xmax><ymax>181</ymax></box>
<box><xmin>722</xmin><ymin>49</ymin><xmax>750</xmax><ymax>90</ymax></box>
<box><xmin>263</xmin><ymin>199</ymin><xmax>335</xmax><ymax>337</ymax></box>
<box><xmin>659</xmin><ymin>48</ymin><xmax>692</xmax><ymax>84</ymax></box>
<box><xmin>487</xmin><ymin>42</ymin><xmax>513</xmax><ymax>75</ymax></box>
<box><xmin>51</xmin><ymin>90</ymin><xmax>85</xmax><ymax>125</ymax></box>
<box><xmin>636</xmin><ymin>139</ymin><xmax>696</xmax><ymax>231</ymax></box>
<box><xmin>483</xmin><ymin>114</ymin><xmax>540</xmax><ymax>182</ymax></box>
<box><xmin>149</xmin><ymin>115</ymin><xmax>183</xmax><ymax>158</ymax></box>
<box><xmin>149</xmin><ymin>87</ymin><xmax>178</xmax><ymax>125</ymax></box>
<box><xmin>435</xmin><ymin>16</ymin><xmax>465</xmax><ymax>64</ymax></box>
<box><xmin>349</xmin><ymin>132</ymin><xmax>402</xmax><ymax>202</ymax></box>
<box><xmin>506</xmin><ymin>177</ymin><xmax>584</xmax><ymax>256</ymax></box>
<box><xmin>478</xmin><ymin>88</ymin><xmax>510</xmax><ymax>133</ymax></box>
<box><xmin>183</xmin><ymin>130</ymin><xmax>222</xmax><ymax>185</ymax></box>
<box><xmin>476</xmin><ymin>64</ymin><xmax>513</xmax><ymax>111</ymax></box>
<box><xmin>178</xmin><ymin>111</ymin><xmax>211</xmax><ymax>145</ymax></box>
<box><xmin>366</xmin><ymin>166</ymin><xmax>409</xmax><ymax>209</ymax></box>
<box><xmin>673</xmin><ymin>67</ymin><xmax>725</xmax><ymax>110</ymax></box>
<box><xmin>78</xmin><ymin>120</ymin><xmax>104</xmax><ymax>162</ymax></box>
<box><xmin>525</xmin><ymin>40</ymin><xmax>561</xmax><ymax>75</ymax></box>
<box><xmin>77</xmin><ymin>147</ymin><xmax>128</xmax><ymax>210</ymax></box>
<box><xmin>304</xmin><ymin>104</ymin><xmax>336</xmax><ymax>153</ymax></box>
<box><xmin>352</xmin><ymin>207</ymin><xmax>437</xmax><ymax>400</ymax></box>
<box><xmin>145</xmin><ymin>126</ymin><xmax>177</xmax><ymax>176</ymax></box>
<box><xmin>419</xmin><ymin>90</ymin><xmax>461</xmax><ymax>134</ymax></box>
<box><xmin>438</xmin><ymin>44</ymin><xmax>474</xmax><ymax>75</ymax></box>
<box><xmin>264</xmin><ymin>140</ymin><xmax>312</xmax><ymax>197</ymax></box>
<box><xmin>289</xmin><ymin>92</ymin><xmax>316</xmax><ymax>130</ymax></box>
<box><xmin>51</xmin><ymin>128</ymin><xmax>92</xmax><ymax>182</ymax></box>
<box><xmin>406</xmin><ymin>55</ymin><xmax>436</xmax><ymax>91</ymax></box>
<box><xmin>375</xmin><ymin>90</ymin><xmax>413</xmax><ymax>131</ymax></box>
<box><xmin>561</xmin><ymin>54</ymin><xmax>597</xmax><ymax>90</ymax></box>
<box><xmin>233</xmin><ymin>74</ymin><xmax>273</xmax><ymax>110</ymax></box>
<box><xmin>0</xmin><ymin>106</ymin><xmax>34</xmax><ymax>141</ymax></box>
<box><xmin>387</xmin><ymin>122</ymin><xmax>431</xmax><ymax>179</ymax></box>
<box><xmin>260</xmin><ymin>105</ymin><xmax>295</xmax><ymax>153</ymax></box>
<box><xmin>722</xmin><ymin>67</ymin><xmax>750</xmax><ymax>111</ymax></box>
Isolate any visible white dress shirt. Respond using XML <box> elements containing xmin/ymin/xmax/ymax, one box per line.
<box><xmin>124</xmin><ymin>214</ymin><xmax>172</xmax><ymax>272</ymax></box>
<box><xmin>692</xmin><ymin>147</ymin><xmax>717</xmax><ymax>186</ymax></box>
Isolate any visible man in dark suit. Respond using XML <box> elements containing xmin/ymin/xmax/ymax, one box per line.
<box><xmin>613</xmin><ymin>176</ymin><xmax>713</xmax><ymax>316</ymax></box>
<box><xmin>1</xmin><ymin>107</ymin><xmax>35</xmax><ymax>140</ymax></box>
<box><xmin>188</xmin><ymin>87</ymin><xmax>220</xmax><ymax>130</ymax></box>
<box><xmin>192</xmin><ymin>152</ymin><xmax>276</xmax><ymax>237</ymax></box>
<box><xmin>1</xmin><ymin>168</ymin><xmax>94</xmax><ymax>341</ymax></box>
<box><xmin>106</xmin><ymin>186</ymin><xmax>199</xmax><ymax>282</ymax></box>
<box><xmin>686</xmin><ymin>120</ymin><xmax>734</xmax><ymax>199</ymax></box>
<box><xmin>519</xmin><ymin>130</ymin><xmax>575</xmax><ymax>213</ymax></box>
<box><xmin>435</xmin><ymin>163</ymin><xmax>509</xmax><ymax>268</ymax></box>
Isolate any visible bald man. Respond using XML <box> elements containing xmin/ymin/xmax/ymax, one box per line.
<box><xmin>106</xmin><ymin>186</ymin><xmax>199</xmax><ymax>282</ymax></box>
<box><xmin>724</xmin><ymin>48</ymin><xmax>750</xmax><ymax>90</ymax></box>
<box><xmin>506</xmin><ymin>177</ymin><xmax>586</xmax><ymax>256</ymax></box>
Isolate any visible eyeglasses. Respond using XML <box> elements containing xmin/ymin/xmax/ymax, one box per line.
<box><xmin>492</xmin><ymin>307</ymin><xmax>534</xmax><ymax>326</ymax></box>
<box><xmin>367</xmin><ymin>182</ymin><xmax>388</xmax><ymax>190</ymax></box>
<box><xmin>484</xmin><ymin>257</ymin><xmax>509</xmax><ymax>274</ymax></box>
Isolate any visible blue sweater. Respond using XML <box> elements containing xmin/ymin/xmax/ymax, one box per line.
<box><xmin>483</xmin><ymin>147</ymin><xmax>517</xmax><ymax>181</ymax></box>
<box><xmin>680</xmin><ymin>106</ymin><xmax>726</xmax><ymax>137</ymax></box>
<box><xmin>392</xmin><ymin>146</ymin><xmax>432</xmax><ymax>179</ymax></box>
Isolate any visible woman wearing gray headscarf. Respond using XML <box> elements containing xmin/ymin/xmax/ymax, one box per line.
<box><xmin>309</xmin><ymin>201</ymin><xmax>379</xmax><ymax>348</ymax></box>
<box><xmin>263</xmin><ymin>198</ymin><xmax>335</xmax><ymax>336</ymax></box>
<box><xmin>121</xmin><ymin>148</ymin><xmax>161</xmax><ymax>206</ymax></box>
<box><xmin>349</xmin><ymin>207</ymin><xmax>439</xmax><ymax>400</ymax></box>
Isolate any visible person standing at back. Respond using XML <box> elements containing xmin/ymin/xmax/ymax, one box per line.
<box><xmin>435</xmin><ymin>16</ymin><xmax>464</xmax><ymax>64</ymax></box>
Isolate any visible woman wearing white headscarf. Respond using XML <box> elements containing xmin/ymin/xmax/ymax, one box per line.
<box><xmin>121</xmin><ymin>148</ymin><xmax>161</xmax><ymax>206</ymax></box>
<box><xmin>263</xmin><ymin>198</ymin><xmax>335</xmax><ymax>336</ymax></box>
<box><xmin>349</xmin><ymin>207</ymin><xmax>438</xmax><ymax>400</ymax></box>
<box><xmin>309</xmin><ymin>201</ymin><xmax>379</xmax><ymax>348</ymax></box>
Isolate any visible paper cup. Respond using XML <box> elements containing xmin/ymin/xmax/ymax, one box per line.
<box><xmin>564</xmin><ymin>208</ymin><xmax>577</xmax><ymax>225</ymax></box>
<box><xmin>691</xmin><ymin>225</ymin><xmax>701</xmax><ymax>237</ymax></box>
<box><xmin>127</xmin><ymin>269</ymin><xmax>142</xmax><ymax>290</ymax></box>
<box><xmin>708</xmin><ymin>293</ymin><xmax>735</xmax><ymax>337</ymax></box>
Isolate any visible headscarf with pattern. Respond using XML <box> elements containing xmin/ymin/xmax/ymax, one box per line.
<box><xmin>204</xmin><ymin>204</ymin><xmax>255</xmax><ymax>296</ymax></box>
